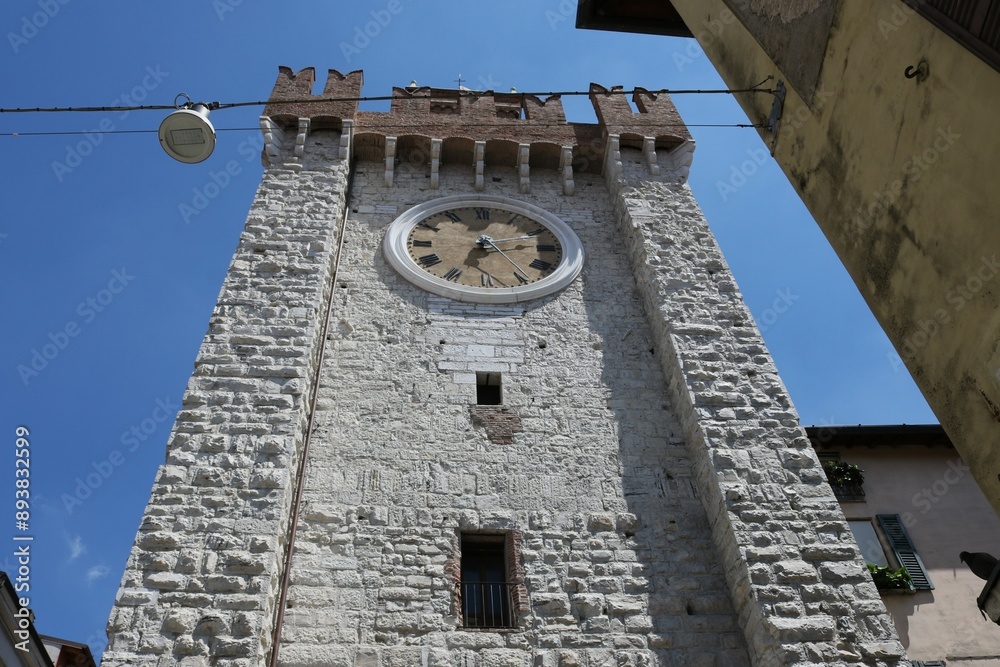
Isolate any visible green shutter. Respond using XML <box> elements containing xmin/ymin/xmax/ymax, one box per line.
<box><xmin>876</xmin><ymin>514</ymin><xmax>934</xmax><ymax>590</ymax></box>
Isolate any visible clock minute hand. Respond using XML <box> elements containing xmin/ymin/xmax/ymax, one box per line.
<box><xmin>485</xmin><ymin>234</ymin><xmax>535</xmax><ymax>244</ymax></box>
<box><xmin>477</xmin><ymin>236</ymin><xmax>530</xmax><ymax>278</ymax></box>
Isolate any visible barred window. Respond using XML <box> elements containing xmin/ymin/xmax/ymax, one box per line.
<box><xmin>458</xmin><ymin>532</ymin><xmax>525</xmax><ymax>629</ymax></box>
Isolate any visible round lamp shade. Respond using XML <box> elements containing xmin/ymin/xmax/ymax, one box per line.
<box><xmin>158</xmin><ymin>104</ymin><xmax>216</xmax><ymax>163</ymax></box>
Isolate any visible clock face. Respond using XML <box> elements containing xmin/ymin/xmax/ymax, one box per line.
<box><xmin>383</xmin><ymin>195</ymin><xmax>584</xmax><ymax>303</ymax></box>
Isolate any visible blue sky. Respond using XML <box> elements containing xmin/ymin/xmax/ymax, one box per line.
<box><xmin>0</xmin><ymin>1</ymin><xmax>934</xmax><ymax>659</ymax></box>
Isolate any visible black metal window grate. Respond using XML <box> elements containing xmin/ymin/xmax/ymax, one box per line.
<box><xmin>460</xmin><ymin>582</ymin><xmax>518</xmax><ymax>629</ymax></box>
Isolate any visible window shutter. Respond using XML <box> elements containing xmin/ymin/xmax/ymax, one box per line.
<box><xmin>876</xmin><ymin>514</ymin><xmax>934</xmax><ymax>590</ymax></box>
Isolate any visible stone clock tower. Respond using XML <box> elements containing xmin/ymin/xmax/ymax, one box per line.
<box><xmin>103</xmin><ymin>68</ymin><xmax>909</xmax><ymax>666</ymax></box>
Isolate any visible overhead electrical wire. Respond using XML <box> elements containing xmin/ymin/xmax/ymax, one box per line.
<box><xmin>0</xmin><ymin>78</ymin><xmax>774</xmax><ymax>136</ymax></box>
<box><xmin>1</xmin><ymin>122</ymin><xmax>764</xmax><ymax>138</ymax></box>
<box><xmin>0</xmin><ymin>79</ymin><xmax>775</xmax><ymax>113</ymax></box>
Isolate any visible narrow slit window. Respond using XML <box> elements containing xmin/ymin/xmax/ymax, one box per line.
<box><xmin>476</xmin><ymin>372</ymin><xmax>502</xmax><ymax>405</ymax></box>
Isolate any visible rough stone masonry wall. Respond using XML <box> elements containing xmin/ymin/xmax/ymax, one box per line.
<box><xmin>607</xmin><ymin>146</ymin><xmax>909</xmax><ymax>666</ymax></box>
<box><xmin>102</xmin><ymin>133</ymin><xmax>349</xmax><ymax>666</ymax></box>
<box><xmin>276</xmin><ymin>161</ymin><xmax>752</xmax><ymax>667</ymax></box>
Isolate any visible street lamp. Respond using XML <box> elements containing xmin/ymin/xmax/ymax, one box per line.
<box><xmin>159</xmin><ymin>94</ymin><xmax>217</xmax><ymax>164</ymax></box>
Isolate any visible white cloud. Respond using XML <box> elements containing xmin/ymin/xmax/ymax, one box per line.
<box><xmin>67</xmin><ymin>535</ymin><xmax>85</xmax><ymax>561</ymax></box>
<box><xmin>85</xmin><ymin>565</ymin><xmax>110</xmax><ymax>585</ymax></box>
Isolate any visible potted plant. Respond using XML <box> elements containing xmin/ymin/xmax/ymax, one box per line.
<box><xmin>867</xmin><ymin>564</ymin><xmax>914</xmax><ymax>593</ymax></box>
<box><xmin>822</xmin><ymin>460</ymin><xmax>865</xmax><ymax>499</ymax></box>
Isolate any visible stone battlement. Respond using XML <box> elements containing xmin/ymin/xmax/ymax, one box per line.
<box><xmin>260</xmin><ymin>67</ymin><xmax>695</xmax><ymax>186</ymax></box>
<box><xmin>263</xmin><ymin>67</ymin><xmax>690</xmax><ymax>150</ymax></box>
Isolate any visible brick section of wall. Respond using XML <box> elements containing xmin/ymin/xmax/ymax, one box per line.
<box><xmin>607</xmin><ymin>147</ymin><xmax>908</xmax><ymax>665</ymax></box>
<box><xmin>506</xmin><ymin>531</ymin><xmax>529</xmax><ymax>615</ymax></box>
<box><xmin>264</xmin><ymin>67</ymin><xmax>363</xmax><ymax>124</ymax></box>
<box><xmin>588</xmin><ymin>84</ymin><xmax>691</xmax><ymax>144</ymax></box>
<box><xmin>469</xmin><ymin>406</ymin><xmax>523</xmax><ymax>444</ymax></box>
<box><xmin>101</xmin><ymin>136</ymin><xmax>350</xmax><ymax>666</ymax></box>
<box><xmin>356</xmin><ymin>88</ymin><xmax>575</xmax><ymax>145</ymax></box>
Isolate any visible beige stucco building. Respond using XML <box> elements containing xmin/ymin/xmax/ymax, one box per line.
<box><xmin>810</xmin><ymin>424</ymin><xmax>1000</xmax><ymax>665</ymax></box>
<box><xmin>579</xmin><ymin>1</ymin><xmax>1000</xmax><ymax>513</ymax></box>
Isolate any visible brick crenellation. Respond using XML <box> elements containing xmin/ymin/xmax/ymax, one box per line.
<box><xmin>263</xmin><ymin>67</ymin><xmax>689</xmax><ymax>155</ymax></box>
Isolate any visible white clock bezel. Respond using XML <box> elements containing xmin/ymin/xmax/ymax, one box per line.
<box><xmin>382</xmin><ymin>195</ymin><xmax>584</xmax><ymax>304</ymax></box>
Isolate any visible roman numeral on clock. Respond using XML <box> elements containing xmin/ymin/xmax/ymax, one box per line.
<box><xmin>530</xmin><ymin>259</ymin><xmax>554</xmax><ymax>271</ymax></box>
<box><xmin>443</xmin><ymin>267</ymin><xmax>462</xmax><ymax>281</ymax></box>
<box><xmin>411</xmin><ymin>239</ymin><xmax>432</xmax><ymax>247</ymax></box>
<box><xmin>418</xmin><ymin>253</ymin><xmax>442</xmax><ymax>267</ymax></box>
<box><xmin>481</xmin><ymin>273</ymin><xmax>494</xmax><ymax>287</ymax></box>
<box><xmin>515</xmin><ymin>272</ymin><xmax>529</xmax><ymax>284</ymax></box>
<box><xmin>537</xmin><ymin>244</ymin><xmax>557</xmax><ymax>252</ymax></box>
<box><xmin>443</xmin><ymin>211</ymin><xmax>461</xmax><ymax>222</ymax></box>
<box><xmin>475</xmin><ymin>208</ymin><xmax>490</xmax><ymax>220</ymax></box>
<box><xmin>418</xmin><ymin>222</ymin><xmax>440</xmax><ymax>232</ymax></box>
<box><xmin>527</xmin><ymin>228</ymin><xmax>545</xmax><ymax>236</ymax></box>
<box><xmin>506</xmin><ymin>214</ymin><xmax>519</xmax><ymax>225</ymax></box>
